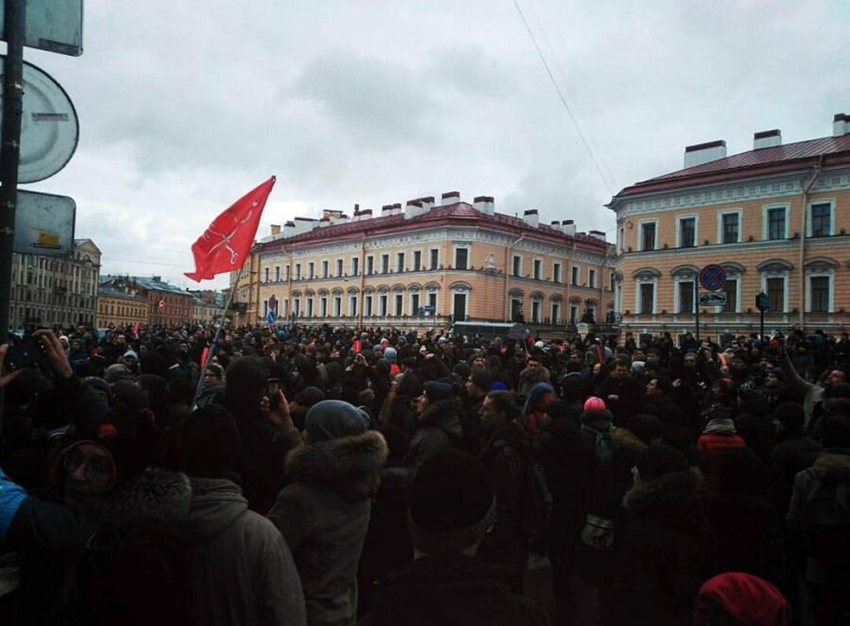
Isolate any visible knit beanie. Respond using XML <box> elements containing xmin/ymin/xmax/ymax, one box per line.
<box><xmin>636</xmin><ymin>443</ymin><xmax>689</xmax><ymax>481</ymax></box>
<box><xmin>424</xmin><ymin>381</ymin><xmax>455</xmax><ymax>403</ymax></box>
<box><xmin>383</xmin><ymin>347</ymin><xmax>398</xmax><ymax>363</ymax></box>
<box><xmin>294</xmin><ymin>386</ymin><xmax>326</xmax><ymax>409</ymax></box>
<box><xmin>178</xmin><ymin>404</ymin><xmax>241</xmax><ymax>476</ymax></box>
<box><xmin>408</xmin><ymin>450</ymin><xmax>497</xmax><ymax>555</ymax></box>
<box><xmin>584</xmin><ymin>396</ymin><xmax>607</xmax><ymax>412</ymax></box>
<box><xmin>694</xmin><ymin>573</ymin><xmax>791</xmax><ymax>626</ymax></box>
<box><xmin>305</xmin><ymin>400</ymin><xmax>369</xmax><ymax>443</ymax></box>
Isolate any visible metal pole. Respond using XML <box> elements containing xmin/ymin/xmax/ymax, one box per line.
<box><xmin>0</xmin><ymin>0</ymin><xmax>26</xmax><ymax>435</ymax></box>
<box><xmin>760</xmin><ymin>309</ymin><xmax>765</xmax><ymax>346</ymax></box>
<box><xmin>695</xmin><ymin>288</ymin><xmax>700</xmax><ymax>343</ymax></box>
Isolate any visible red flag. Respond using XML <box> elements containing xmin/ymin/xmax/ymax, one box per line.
<box><xmin>185</xmin><ymin>176</ymin><xmax>276</xmax><ymax>282</ymax></box>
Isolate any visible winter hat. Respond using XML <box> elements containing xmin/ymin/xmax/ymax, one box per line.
<box><xmin>632</xmin><ymin>361</ymin><xmax>646</xmax><ymax>375</ymax></box>
<box><xmin>773</xmin><ymin>402</ymin><xmax>805</xmax><ymax>432</ymax></box>
<box><xmin>123</xmin><ymin>350</ymin><xmax>139</xmax><ymax>361</ymax></box>
<box><xmin>110</xmin><ymin>380</ymin><xmax>148</xmax><ymax>410</ymax></box>
<box><xmin>305</xmin><ymin>400</ymin><xmax>369</xmax><ymax>443</ymax></box>
<box><xmin>383</xmin><ymin>347</ymin><xmax>398</xmax><ymax>362</ymax></box>
<box><xmin>424</xmin><ymin>381</ymin><xmax>455</xmax><ymax>403</ymax></box>
<box><xmin>767</xmin><ymin>367</ymin><xmax>784</xmax><ymax>381</ymax></box>
<box><xmin>408</xmin><ymin>450</ymin><xmax>497</xmax><ymax>556</ymax></box>
<box><xmin>636</xmin><ymin>444</ymin><xmax>689</xmax><ymax>481</ymax></box>
<box><xmin>178</xmin><ymin>404</ymin><xmax>241</xmax><ymax>476</ymax></box>
<box><xmin>104</xmin><ymin>363</ymin><xmax>132</xmax><ymax>384</ymax></box>
<box><xmin>583</xmin><ymin>396</ymin><xmax>607</xmax><ymax>412</ymax></box>
<box><xmin>84</xmin><ymin>377</ymin><xmax>113</xmax><ymax>405</ymax></box>
<box><xmin>694</xmin><ymin>573</ymin><xmax>791</xmax><ymax>626</ymax></box>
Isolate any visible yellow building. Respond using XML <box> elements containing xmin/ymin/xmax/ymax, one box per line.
<box><xmin>234</xmin><ymin>192</ymin><xmax>615</xmax><ymax>334</ymax></box>
<box><xmin>608</xmin><ymin>114</ymin><xmax>850</xmax><ymax>341</ymax></box>
<box><xmin>97</xmin><ymin>284</ymin><xmax>147</xmax><ymax>329</ymax></box>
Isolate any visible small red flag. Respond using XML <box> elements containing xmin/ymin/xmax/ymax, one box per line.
<box><xmin>185</xmin><ymin>176</ymin><xmax>276</xmax><ymax>282</ymax></box>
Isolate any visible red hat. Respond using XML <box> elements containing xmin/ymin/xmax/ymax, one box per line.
<box><xmin>583</xmin><ymin>396</ymin><xmax>607</xmax><ymax>412</ymax></box>
<box><xmin>694</xmin><ymin>573</ymin><xmax>790</xmax><ymax>626</ymax></box>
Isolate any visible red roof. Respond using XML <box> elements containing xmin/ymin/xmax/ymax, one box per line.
<box><xmin>615</xmin><ymin>134</ymin><xmax>850</xmax><ymax>199</ymax></box>
<box><xmin>268</xmin><ymin>202</ymin><xmax>609</xmax><ymax>250</ymax></box>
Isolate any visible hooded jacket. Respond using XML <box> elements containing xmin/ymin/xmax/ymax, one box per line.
<box><xmin>184</xmin><ymin>477</ymin><xmax>307</xmax><ymax>626</ymax></box>
<box><xmin>269</xmin><ymin>430</ymin><xmax>388</xmax><ymax>626</ymax></box>
<box><xmin>406</xmin><ymin>397</ymin><xmax>465</xmax><ymax>469</ymax></box>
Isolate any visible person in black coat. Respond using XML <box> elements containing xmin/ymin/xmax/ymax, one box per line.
<box><xmin>766</xmin><ymin>402</ymin><xmax>822</xmax><ymax>517</ymax></box>
<box><xmin>606</xmin><ymin>445</ymin><xmax>710</xmax><ymax>626</ymax></box>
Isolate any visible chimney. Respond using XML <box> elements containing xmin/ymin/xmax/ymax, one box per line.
<box><xmin>473</xmin><ymin>195</ymin><xmax>495</xmax><ymax>216</ymax></box>
<box><xmin>684</xmin><ymin>139</ymin><xmax>727</xmax><ymax>168</ymax></box>
<box><xmin>589</xmin><ymin>230</ymin><xmax>606</xmax><ymax>242</ymax></box>
<box><xmin>318</xmin><ymin>217</ymin><xmax>331</xmax><ymax>228</ymax></box>
<box><xmin>360</xmin><ymin>209</ymin><xmax>373</xmax><ymax>219</ymax></box>
<box><xmin>523</xmin><ymin>209</ymin><xmax>539</xmax><ymax>228</ymax></box>
<box><xmin>404</xmin><ymin>200</ymin><xmax>425</xmax><ymax>220</ymax></box>
<box><xmin>561</xmin><ymin>220</ymin><xmax>576</xmax><ymax>236</ymax></box>
<box><xmin>753</xmin><ymin>129</ymin><xmax>781</xmax><ymax>150</ymax></box>
<box><xmin>417</xmin><ymin>196</ymin><xmax>435</xmax><ymax>211</ymax></box>
<box><xmin>270</xmin><ymin>224</ymin><xmax>281</xmax><ymax>237</ymax></box>
<box><xmin>833</xmin><ymin>113</ymin><xmax>849</xmax><ymax>137</ymax></box>
<box><xmin>441</xmin><ymin>191</ymin><xmax>461</xmax><ymax>205</ymax></box>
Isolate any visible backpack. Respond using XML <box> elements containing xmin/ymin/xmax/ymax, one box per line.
<box><xmin>802</xmin><ymin>470</ymin><xmax>850</xmax><ymax>565</ymax></box>
<box><xmin>580</xmin><ymin>423</ymin><xmax>615</xmax><ymax>464</ymax></box>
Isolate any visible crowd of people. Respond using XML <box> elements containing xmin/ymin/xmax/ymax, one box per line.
<box><xmin>0</xmin><ymin>321</ymin><xmax>848</xmax><ymax>625</ymax></box>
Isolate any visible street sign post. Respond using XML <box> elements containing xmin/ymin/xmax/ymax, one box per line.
<box><xmin>0</xmin><ymin>0</ymin><xmax>83</xmax><ymax>56</ymax></box>
<box><xmin>756</xmin><ymin>292</ymin><xmax>769</xmax><ymax>343</ymax></box>
<box><xmin>699</xmin><ymin>264</ymin><xmax>727</xmax><ymax>291</ymax></box>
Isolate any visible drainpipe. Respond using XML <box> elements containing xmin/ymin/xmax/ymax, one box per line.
<box><xmin>504</xmin><ymin>233</ymin><xmax>525</xmax><ymax>322</ymax></box>
<box><xmin>798</xmin><ymin>157</ymin><xmax>824</xmax><ymax>330</ymax></box>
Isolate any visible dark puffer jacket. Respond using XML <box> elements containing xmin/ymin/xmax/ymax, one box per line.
<box><xmin>269</xmin><ymin>430</ymin><xmax>388</xmax><ymax>626</ymax></box>
<box><xmin>405</xmin><ymin>397</ymin><xmax>465</xmax><ymax>469</ymax></box>
<box><xmin>606</xmin><ymin>469</ymin><xmax>710</xmax><ymax>626</ymax></box>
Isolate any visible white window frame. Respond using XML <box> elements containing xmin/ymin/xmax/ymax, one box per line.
<box><xmin>413</xmin><ymin>250</ymin><xmax>422</xmax><ymax>272</ymax></box>
<box><xmin>336</xmin><ymin>259</ymin><xmax>343</xmax><ymax>277</ymax></box>
<box><xmin>308</xmin><ymin>262</ymin><xmax>315</xmax><ymax>279</ymax></box>
<box><xmin>673</xmin><ymin>276</ymin><xmax>696</xmax><ymax>315</ymax></box>
<box><xmin>295</xmin><ymin>264</ymin><xmax>301</xmax><ymax>280</ymax></box>
<box><xmin>427</xmin><ymin>290</ymin><xmax>438</xmax><ymax>313</ymax></box>
<box><xmin>429</xmin><ymin>248</ymin><xmax>439</xmax><ymax>270</ymax></box>
<box><xmin>379</xmin><ymin>294</ymin><xmax>388</xmax><ymax>316</ymax></box>
<box><xmin>676</xmin><ymin>214</ymin><xmax>699</xmax><ymax>248</ymax></box>
<box><xmin>717</xmin><ymin>209</ymin><xmax>743</xmax><ymax>244</ymax></box>
<box><xmin>569</xmin><ymin>304</ymin><xmax>578</xmax><ymax>324</ymax></box>
<box><xmin>533</xmin><ymin>258</ymin><xmax>542</xmax><ymax>280</ymax></box>
<box><xmin>351</xmin><ymin>257</ymin><xmax>359</xmax><ymax>276</ymax></box>
<box><xmin>761</xmin><ymin>273</ymin><xmax>789</xmax><ymax>314</ymax></box>
<box><xmin>394</xmin><ymin>292</ymin><xmax>404</xmax><ymax>316</ymax></box>
<box><xmin>635</xmin><ymin>277</ymin><xmax>658</xmax><ymax>314</ymax></box>
<box><xmin>365</xmin><ymin>294</ymin><xmax>373</xmax><ymax>317</ymax></box>
<box><xmin>553</xmin><ymin>262</ymin><xmax>562</xmax><ymax>284</ymax></box>
<box><xmin>588</xmin><ymin>269</ymin><xmax>597</xmax><ymax>289</ymax></box>
<box><xmin>320</xmin><ymin>296</ymin><xmax>328</xmax><ymax>317</ymax></box>
<box><xmin>531</xmin><ymin>298</ymin><xmax>542</xmax><ymax>323</ymax></box>
<box><xmin>638</xmin><ymin>219</ymin><xmax>659</xmax><ymax>251</ymax></box>
<box><xmin>722</xmin><ymin>277</ymin><xmax>741</xmax><ymax>314</ymax></box>
<box><xmin>571</xmin><ymin>265</ymin><xmax>580</xmax><ymax>286</ymax></box>
<box><xmin>306</xmin><ymin>297</ymin><xmax>314</xmax><ymax>318</ymax></box>
<box><xmin>453</xmin><ymin>245</ymin><xmax>470</xmax><ymax>270</ymax></box>
<box><xmin>551</xmin><ymin>302</ymin><xmax>561</xmax><ymax>324</ymax></box>
<box><xmin>409</xmin><ymin>291</ymin><xmax>421</xmax><ymax>315</ymax></box>
<box><xmin>762</xmin><ymin>204</ymin><xmax>789</xmax><ymax>241</ymax></box>
<box><xmin>807</xmin><ymin>200</ymin><xmax>835</xmax><ymax>238</ymax></box>
<box><xmin>452</xmin><ymin>289</ymin><xmax>470</xmax><ymax>318</ymax></box>
<box><xmin>806</xmin><ymin>271</ymin><xmax>834</xmax><ymax>313</ymax></box>
<box><xmin>512</xmin><ymin>254</ymin><xmax>522</xmax><ymax>277</ymax></box>
<box><xmin>293</xmin><ymin>298</ymin><xmax>301</xmax><ymax>317</ymax></box>
<box><xmin>322</xmin><ymin>260</ymin><xmax>329</xmax><ymax>278</ymax></box>
<box><xmin>349</xmin><ymin>295</ymin><xmax>358</xmax><ymax>317</ymax></box>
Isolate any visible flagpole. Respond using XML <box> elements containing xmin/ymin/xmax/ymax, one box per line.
<box><xmin>191</xmin><ymin>266</ymin><xmax>243</xmax><ymax>409</ymax></box>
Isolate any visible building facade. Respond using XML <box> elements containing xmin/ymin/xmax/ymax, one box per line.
<box><xmin>100</xmin><ymin>276</ymin><xmax>195</xmax><ymax>328</ymax></box>
<box><xmin>609</xmin><ymin>114</ymin><xmax>850</xmax><ymax>341</ymax></box>
<box><xmin>96</xmin><ymin>284</ymin><xmax>147</xmax><ymax>329</ymax></box>
<box><xmin>234</xmin><ymin>192</ymin><xmax>615</xmax><ymax>334</ymax></box>
<box><xmin>8</xmin><ymin>238</ymin><xmax>101</xmax><ymax>330</ymax></box>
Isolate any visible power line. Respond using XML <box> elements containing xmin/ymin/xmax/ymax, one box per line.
<box><xmin>512</xmin><ymin>0</ymin><xmax>614</xmax><ymax>196</ymax></box>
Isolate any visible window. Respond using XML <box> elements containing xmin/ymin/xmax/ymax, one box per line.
<box><xmin>571</xmin><ymin>266</ymin><xmax>580</xmax><ymax>286</ymax></box>
<box><xmin>640</xmin><ymin>222</ymin><xmax>657</xmax><ymax>251</ymax></box>
<box><xmin>721</xmin><ymin>213</ymin><xmax>740</xmax><ymax>244</ymax></box>
<box><xmin>349</xmin><ymin>296</ymin><xmax>358</xmax><ymax>317</ymax></box>
<box><xmin>510</xmin><ymin>298</ymin><xmax>523</xmax><ymax>322</ymax></box>
<box><xmin>509</xmin><ymin>255</ymin><xmax>520</xmax><ymax>277</ymax></box>
<box><xmin>285</xmin><ymin>265</ymin><xmax>291</xmax><ymax>281</ymax></box>
<box><xmin>274</xmin><ymin>266</ymin><xmax>280</xmax><ymax>282</ymax></box>
<box><xmin>395</xmin><ymin>294</ymin><xmax>404</xmax><ymax>316</ymax></box>
<box><xmin>320</xmin><ymin>297</ymin><xmax>328</xmax><ymax>317</ymax></box>
<box><xmin>413</xmin><ymin>251</ymin><xmax>422</xmax><ymax>271</ymax></box>
<box><xmin>589</xmin><ymin>269</ymin><xmax>597</xmax><ymax>288</ymax></box>
<box><xmin>333</xmin><ymin>296</ymin><xmax>342</xmax><ymax>316</ymax></box>
<box><xmin>531</xmin><ymin>300</ymin><xmax>542</xmax><ymax>323</ymax></box>
<box><xmin>336</xmin><ymin>259</ymin><xmax>343</xmax><ymax>276</ymax></box>
<box><xmin>295</xmin><ymin>264</ymin><xmax>301</xmax><ymax>280</ymax></box>
<box><xmin>810</xmin><ymin>276</ymin><xmax>830</xmax><ymax>312</ymax></box>
<box><xmin>810</xmin><ymin>203</ymin><xmax>832</xmax><ymax>237</ymax></box>
<box><xmin>678</xmin><ymin>217</ymin><xmax>697</xmax><ymax>248</ymax></box>
<box><xmin>455</xmin><ymin>248</ymin><xmax>469</xmax><ymax>270</ymax></box>
<box><xmin>381</xmin><ymin>254</ymin><xmax>389</xmax><ymax>273</ymax></box>
<box><xmin>569</xmin><ymin>305</ymin><xmax>578</xmax><ymax>324</ymax></box>
<box><xmin>551</xmin><ymin>302</ymin><xmax>561</xmax><ymax>324</ymax></box>
<box><xmin>766</xmin><ymin>207</ymin><xmax>786</xmax><ymax>240</ymax></box>
<box><xmin>366</xmin><ymin>256</ymin><xmax>374</xmax><ymax>276</ymax></box>
<box><xmin>411</xmin><ymin>292</ymin><xmax>420</xmax><ymax>315</ymax></box>
<box><xmin>766</xmin><ymin>277</ymin><xmax>785</xmax><ymax>313</ymax></box>
<box><xmin>396</xmin><ymin>252</ymin><xmax>405</xmax><ymax>273</ymax></box>
<box><xmin>553</xmin><ymin>262</ymin><xmax>562</xmax><ymax>283</ymax></box>
<box><xmin>723</xmin><ymin>279</ymin><xmax>738</xmax><ymax>313</ymax></box>
<box><xmin>293</xmin><ymin>298</ymin><xmax>301</xmax><ymax>317</ymax></box>
<box><xmin>264</xmin><ymin>268</ymin><xmax>269</xmax><ymax>283</ymax></box>
<box><xmin>322</xmin><ymin>261</ymin><xmax>329</xmax><ymax>278</ymax></box>
<box><xmin>308</xmin><ymin>262</ymin><xmax>315</xmax><ymax>279</ymax></box>
<box><xmin>677</xmin><ymin>280</ymin><xmax>695</xmax><ymax>314</ymax></box>
<box><xmin>533</xmin><ymin>259</ymin><xmax>542</xmax><ymax>280</ymax></box>
<box><xmin>379</xmin><ymin>294</ymin><xmax>388</xmax><ymax>316</ymax></box>
<box><xmin>639</xmin><ymin>283</ymin><xmax>655</xmax><ymax>314</ymax></box>
<box><xmin>428</xmin><ymin>291</ymin><xmax>437</xmax><ymax>312</ymax></box>
<box><xmin>430</xmin><ymin>249</ymin><xmax>439</xmax><ymax>270</ymax></box>
<box><xmin>306</xmin><ymin>298</ymin><xmax>314</xmax><ymax>317</ymax></box>
<box><xmin>351</xmin><ymin>258</ymin><xmax>359</xmax><ymax>277</ymax></box>
<box><xmin>364</xmin><ymin>294</ymin><xmax>373</xmax><ymax>317</ymax></box>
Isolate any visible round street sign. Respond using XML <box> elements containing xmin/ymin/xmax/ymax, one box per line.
<box><xmin>0</xmin><ymin>59</ymin><xmax>79</xmax><ymax>183</ymax></box>
<box><xmin>699</xmin><ymin>264</ymin><xmax>727</xmax><ymax>292</ymax></box>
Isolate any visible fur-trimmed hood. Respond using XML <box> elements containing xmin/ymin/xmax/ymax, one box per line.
<box><xmin>286</xmin><ymin>430</ymin><xmax>388</xmax><ymax>501</ymax></box>
<box><xmin>612</xmin><ymin>427</ymin><xmax>648</xmax><ymax>454</ymax></box>
<box><xmin>624</xmin><ymin>468</ymin><xmax>705</xmax><ymax>533</ymax></box>
<box><xmin>97</xmin><ymin>468</ymin><xmax>192</xmax><ymax>523</ymax></box>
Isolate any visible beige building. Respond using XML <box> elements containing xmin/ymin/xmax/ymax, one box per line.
<box><xmin>9</xmin><ymin>238</ymin><xmax>101</xmax><ymax>330</ymax></box>
<box><xmin>100</xmin><ymin>276</ymin><xmax>195</xmax><ymax>328</ymax></box>
<box><xmin>97</xmin><ymin>284</ymin><xmax>147</xmax><ymax>329</ymax></box>
<box><xmin>608</xmin><ymin>113</ymin><xmax>850</xmax><ymax>341</ymax></box>
<box><xmin>232</xmin><ymin>192</ymin><xmax>614</xmax><ymax>335</ymax></box>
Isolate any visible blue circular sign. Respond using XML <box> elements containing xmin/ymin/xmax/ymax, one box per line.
<box><xmin>699</xmin><ymin>264</ymin><xmax>727</xmax><ymax>291</ymax></box>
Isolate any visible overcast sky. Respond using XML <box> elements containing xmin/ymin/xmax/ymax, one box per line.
<box><xmin>14</xmin><ymin>0</ymin><xmax>850</xmax><ymax>290</ymax></box>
